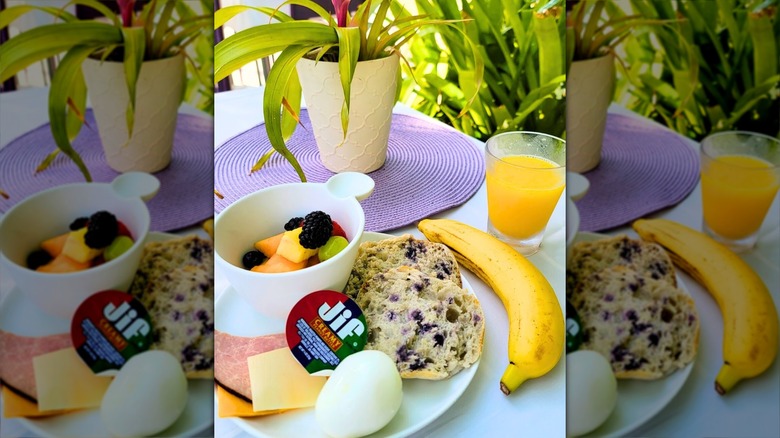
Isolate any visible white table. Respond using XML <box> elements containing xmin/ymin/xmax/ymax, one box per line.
<box><xmin>213</xmin><ymin>86</ymin><xmax>568</xmax><ymax>437</ymax></box>
<box><xmin>0</xmin><ymin>87</ymin><xmax>215</xmax><ymax>438</ymax></box>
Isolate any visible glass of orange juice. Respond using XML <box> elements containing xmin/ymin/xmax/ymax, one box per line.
<box><xmin>700</xmin><ymin>131</ymin><xmax>780</xmax><ymax>252</ymax></box>
<box><xmin>485</xmin><ymin>131</ymin><xmax>566</xmax><ymax>256</ymax></box>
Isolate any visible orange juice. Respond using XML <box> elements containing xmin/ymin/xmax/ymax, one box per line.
<box><xmin>701</xmin><ymin>154</ymin><xmax>780</xmax><ymax>239</ymax></box>
<box><xmin>486</xmin><ymin>154</ymin><xmax>565</xmax><ymax>239</ymax></box>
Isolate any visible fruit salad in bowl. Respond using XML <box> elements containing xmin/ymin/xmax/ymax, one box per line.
<box><xmin>214</xmin><ymin>173</ymin><xmax>373</xmax><ymax>320</ymax></box>
<box><xmin>0</xmin><ymin>173</ymin><xmax>158</xmax><ymax>320</ymax></box>
<box><xmin>26</xmin><ymin>211</ymin><xmax>136</xmax><ymax>273</ymax></box>
<box><xmin>241</xmin><ymin>211</ymin><xmax>350</xmax><ymax>273</ymax></box>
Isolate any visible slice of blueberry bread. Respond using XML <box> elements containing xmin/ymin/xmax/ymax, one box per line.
<box><xmin>572</xmin><ymin>265</ymin><xmax>699</xmax><ymax>379</ymax></box>
<box><xmin>355</xmin><ymin>266</ymin><xmax>484</xmax><ymax>379</ymax></box>
<box><xmin>344</xmin><ymin>234</ymin><xmax>461</xmax><ymax>299</ymax></box>
<box><xmin>567</xmin><ymin>235</ymin><xmax>677</xmax><ymax>294</ymax></box>
<box><xmin>128</xmin><ymin>235</ymin><xmax>214</xmax><ymax>378</ymax></box>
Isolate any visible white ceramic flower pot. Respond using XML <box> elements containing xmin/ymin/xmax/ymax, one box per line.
<box><xmin>82</xmin><ymin>54</ymin><xmax>185</xmax><ymax>173</ymax></box>
<box><xmin>297</xmin><ymin>53</ymin><xmax>399</xmax><ymax>173</ymax></box>
<box><xmin>566</xmin><ymin>53</ymin><xmax>615</xmax><ymax>173</ymax></box>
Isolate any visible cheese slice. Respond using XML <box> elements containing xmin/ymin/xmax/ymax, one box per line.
<box><xmin>33</xmin><ymin>348</ymin><xmax>113</xmax><ymax>411</ymax></box>
<box><xmin>215</xmin><ymin>384</ymin><xmax>287</xmax><ymax>418</ymax></box>
<box><xmin>248</xmin><ymin>347</ymin><xmax>327</xmax><ymax>412</ymax></box>
<box><xmin>1</xmin><ymin>387</ymin><xmax>75</xmax><ymax>418</ymax></box>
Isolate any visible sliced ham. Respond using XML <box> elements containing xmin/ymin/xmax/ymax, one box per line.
<box><xmin>0</xmin><ymin>330</ymin><xmax>72</xmax><ymax>400</ymax></box>
<box><xmin>214</xmin><ymin>330</ymin><xmax>286</xmax><ymax>400</ymax></box>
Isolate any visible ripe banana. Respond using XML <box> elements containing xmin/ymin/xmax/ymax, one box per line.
<box><xmin>418</xmin><ymin>219</ymin><xmax>564</xmax><ymax>395</ymax></box>
<box><xmin>633</xmin><ymin>218</ymin><xmax>779</xmax><ymax>395</ymax></box>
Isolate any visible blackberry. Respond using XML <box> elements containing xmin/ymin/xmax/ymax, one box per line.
<box><xmin>284</xmin><ymin>217</ymin><xmax>304</xmax><ymax>231</ymax></box>
<box><xmin>242</xmin><ymin>250</ymin><xmax>266</xmax><ymax>269</ymax></box>
<box><xmin>27</xmin><ymin>249</ymin><xmax>52</xmax><ymax>270</ymax></box>
<box><xmin>69</xmin><ymin>217</ymin><xmax>89</xmax><ymax>230</ymax></box>
<box><xmin>298</xmin><ymin>211</ymin><xmax>332</xmax><ymax>249</ymax></box>
<box><xmin>84</xmin><ymin>211</ymin><xmax>119</xmax><ymax>249</ymax></box>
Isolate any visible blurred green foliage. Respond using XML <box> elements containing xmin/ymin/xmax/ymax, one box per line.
<box><xmin>398</xmin><ymin>0</ymin><xmax>566</xmax><ymax>140</ymax></box>
<box><xmin>613</xmin><ymin>0</ymin><xmax>779</xmax><ymax>140</ymax></box>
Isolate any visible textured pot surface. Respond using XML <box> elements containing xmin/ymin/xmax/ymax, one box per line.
<box><xmin>567</xmin><ymin>54</ymin><xmax>615</xmax><ymax>173</ymax></box>
<box><xmin>297</xmin><ymin>53</ymin><xmax>399</xmax><ymax>173</ymax></box>
<box><xmin>82</xmin><ymin>54</ymin><xmax>184</xmax><ymax>173</ymax></box>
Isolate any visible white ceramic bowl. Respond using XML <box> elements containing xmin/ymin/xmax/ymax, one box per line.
<box><xmin>215</xmin><ymin>173</ymin><xmax>374</xmax><ymax>320</ymax></box>
<box><xmin>0</xmin><ymin>173</ymin><xmax>159</xmax><ymax>320</ymax></box>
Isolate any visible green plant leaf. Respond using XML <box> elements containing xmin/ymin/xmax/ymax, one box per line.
<box><xmin>65</xmin><ymin>0</ymin><xmax>121</xmax><ymax>26</ymax></box>
<box><xmin>49</xmin><ymin>45</ymin><xmax>98</xmax><ymax>181</ymax></box>
<box><xmin>65</xmin><ymin>69</ymin><xmax>88</xmax><ymax>142</ymax></box>
<box><xmin>276</xmin><ymin>0</ymin><xmax>337</xmax><ymax>26</ymax></box>
<box><xmin>513</xmin><ymin>74</ymin><xmax>566</xmax><ymax>124</ymax></box>
<box><xmin>150</xmin><ymin>0</ymin><xmax>176</xmax><ymax>56</ymax></box>
<box><xmin>336</xmin><ymin>26</ymin><xmax>361</xmax><ymax>138</ymax></box>
<box><xmin>0</xmin><ymin>22</ymin><xmax>122</xmax><ymax>82</ymax></box>
<box><xmin>35</xmin><ymin>149</ymin><xmax>61</xmax><ymax>174</ymax></box>
<box><xmin>366</xmin><ymin>0</ymin><xmax>392</xmax><ymax>58</ymax></box>
<box><xmin>214</xmin><ymin>4</ymin><xmax>293</xmax><ymax>29</ymax></box>
<box><xmin>281</xmin><ymin>69</ymin><xmax>303</xmax><ymax>141</ymax></box>
<box><xmin>121</xmin><ymin>26</ymin><xmax>146</xmax><ymax>139</ymax></box>
<box><xmin>263</xmin><ymin>45</ymin><xmax>317</xmax><ymax>181</ymax></box>
<box><xmin>249</xmin><ymin>148</ymin><xmax>277</xmax><ymax>174</ymax></box>
<box><xmin>0</xmin><ymin>5</ymin><xmax>76</xmax><ymax>30</ymax></box>
<box><xmin>214</xmin><ymin>21</ymin><xmax>337</xmax><ymax>82</ymax></box>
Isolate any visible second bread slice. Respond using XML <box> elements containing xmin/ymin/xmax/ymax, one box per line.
<box><xmin>355</xmin><ymin>266</ymin><xmax>484</xmax><ymax>379</ymax></box>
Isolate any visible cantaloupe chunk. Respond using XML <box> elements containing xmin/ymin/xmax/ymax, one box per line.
<box><xmin>251</xmin><ymin>254</ymin><xmax>306</xmax><ymax>273</ymax></box>
<box><xmin>36</xmin><ymin>254</ymin><xmax>90</xmax><ymax>273</ymax></box>
<box><xmin>40</xmin><ymin>233</ymin><xmax>69</xmax><ymax>257</ymax></box>
<box><xmin>254</xmin><ymin>232</ymin><xmax>284</xmax><ymax>258</ymax></box>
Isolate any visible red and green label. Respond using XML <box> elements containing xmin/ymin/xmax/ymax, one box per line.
<box><xmin>285</xmin><ymin>290</ymin><xmax>367</xmax><ymax>375</ymax></box>
<box><xmin>71</xmin><ymin>290</ymin><xmax>153</xmax><ymax>374</ymax></box>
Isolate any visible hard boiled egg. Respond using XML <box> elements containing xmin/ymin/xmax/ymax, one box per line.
<box><xmin>566</xmin><ymin>350</ymin><xmax>618</xmax><ymax>437</ymax></box>
<box><xmin>101</xmin><ymin>350</ymin><xmax>188</xmax><ymax>437</ymax></box>
<box><xmin>315</xmin><ymin>350</ymin><xmax>403</xmax><ymax>438</ymax></box>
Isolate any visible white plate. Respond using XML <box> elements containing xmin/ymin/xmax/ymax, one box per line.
<box><xmin>571</xmin><ymin>232</ymin><xmax>695</xmax><ymax>438</ymax></box>
<box><xmin>215</xmin><ymin>231</ymin><xmax>481</xmax><ymax>438</ymax></box>
<box><xmin>0</xmin><ymin>232</ymin><xmax>214</xmax><ymax>438</ymax></box>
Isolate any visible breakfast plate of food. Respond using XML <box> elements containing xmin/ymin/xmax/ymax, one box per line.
<box><xmin>567</xmin><ymin>232</ymin><xmax>698</xmax><ymax>438</ymax></box>
<box><xmin>214</xmin><ymin>231</ymin><xmax>484</xmax><ymax>438</ymax></box>
<box><xmin>0</xmin><ymin>231</ymin><xmax>215</xmax><ymax>438</ymax></box>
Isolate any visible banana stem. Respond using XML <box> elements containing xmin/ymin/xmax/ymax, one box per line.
<box><xmin>715</xmin><ymin>363</ymin><xmax>742</xmax><ymax>395</ymax></box>
<box><xmin>500</xmin><ymin>363</ymin><xmax>528</xmax><ymax>395</ymax></box>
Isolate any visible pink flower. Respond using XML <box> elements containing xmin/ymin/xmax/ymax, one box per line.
<box><xmin>117</xmin><ymin>0</ymin><xmax>135</xmax><ymax>27</ymax></box>
<box><xmin>332</xmin><ymin>0</ymin><xmax>351</xmax><ymax>27</ymax></box>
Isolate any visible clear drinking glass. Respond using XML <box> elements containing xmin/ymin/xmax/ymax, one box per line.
<box><xmin>700</xmin><ymin>131</ymin><xmax>780</xmax><ymax>252</ymax></box>
<box><xmin>485</xmin><ymin>132</ymin><xmax>566</xmax><ymax>256</ymax></box>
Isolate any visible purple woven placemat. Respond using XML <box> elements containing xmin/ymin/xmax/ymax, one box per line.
<box><xmin>575</xmin><ymin>113</ymin><xmax>699</xmax><ymax>232</ymax></box>
<box><xmin>215</xmin><ymin>110</ymin><xmax>484</xmax><ymax>232</ymax></box>
<box><xmin>0</xmin><ymin>110</ymin><xmax>213</xmax><ymax>232</ymax></box>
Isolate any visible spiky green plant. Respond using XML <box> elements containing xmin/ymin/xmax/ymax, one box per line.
<box><xmin>0</xmin><ymin>0</ymin><xmax>213</xmax><ymax>181</ymax></box>
<box><xmin>214</xmin><ymin>0</ymin><xmax>483</xmax><ymax>181</ymax></box>
<box><xmin>398</xmin><ymin>0</ymin><xmax>566</xmax><ymax>140</ymax></box>
<box><xmin>614</xmin><ymin>0</ymin><xmax>779</xmax><ymax>140</ymax></box>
